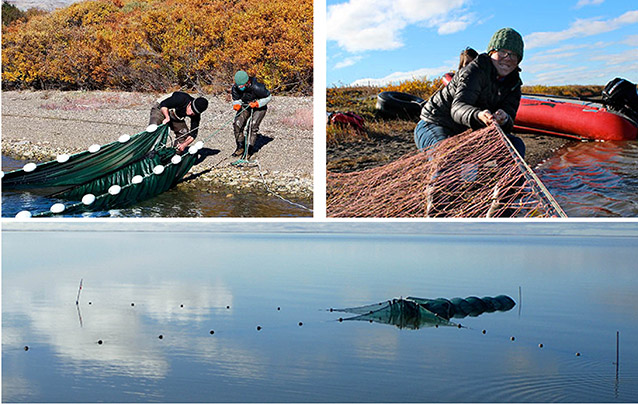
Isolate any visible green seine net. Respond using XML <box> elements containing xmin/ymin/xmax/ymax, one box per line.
<box><xmin>35</xmin><ymin>149</ymin><xmax>196</xmax><ymax>216</ymax></box>
<box><xmin>2</xmin><ymin>125</ymin><xmax>170</xmax><ymax>189</ymax></box>
<box><xmin>334</xmin><ymin>295</ymin><xmax>516</xmax><ymax>330</ymax></box>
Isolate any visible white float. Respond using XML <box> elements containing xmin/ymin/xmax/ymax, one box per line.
<box><xmin>188</xmin><ymin>145</ymin><xmax>198</xmax><ymax>154</ymax></box>
<box><xmin>118</xmin><ymin>134</ymin><xmax>131</xmax><ymax>143</ymax></box>
<box><xmin>146</xmin><ymin>124</ymin><xmax>158</xmax><ymax>133</ymax></box>
<box><xmin>108</xmin><ymin>185</ymin><xmax>121</xmax><ymax>195</ymax></box>
<box><xmin>57</xmin><ymin>154</ymin><xmax>70</xmax><ymax>163</ymax></box>
<box><xmin>50</xmin><ymin>203</ymin><xmax>65</xmax><ymax>214</ymax></box>
<box><xmin>15</xmin><ymin>211</ymin><xmax>32</xmax><ymax>219</ymax></box>
<box><xmin>171</xmin><ymin>155</ymin><xmax>182</xmax><ymax>165</ymax></box>
<box><xmin>82</xmin><ymin>194</ymin><xmax>96</xmax><ymax>205</ymax></box>
<box><xmin>132</xmin><ymin>175</ymin><xmax>144</xmax><ymax>184</ymax></box>
<box><xmin>195</xmin><ymin>141</ymin><xmax>204</xmax><ymax>150</ymax></box>
<box><xmin>153</xmin><ymin>165</ymin><xmax>165</xmax><ymax>175</ymax></box>
<box><xmin>23</xmin><ymin>163</ymin><xmax>37</xmax><ymax>172</ymax></box>
<box><xmin>0</xmin><ymin>171</ymin><xmax>4</xmax><ymax>179</ymax></box>
<box><xmin>88</xmin><ymin>144</ymin><xmax>101</xmax><ymax>153</ymax></box>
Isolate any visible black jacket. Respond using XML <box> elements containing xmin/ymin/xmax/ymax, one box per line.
<box><xmin>159</xmin><ymin>91</ymin><xmax>201</xmax><ymax>137</ymax></box>
<box><xmin>231</xmin><ymin>77</ymin><xmax>271</xmax><ymax>105</ymax></box>
<box><xmin>421</xmin><ymin>53</ymin><xmax>522</xmax><ymax>134</ymax></box>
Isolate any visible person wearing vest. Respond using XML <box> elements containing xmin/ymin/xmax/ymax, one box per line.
<box><xmin>415</xmin><ymin>27</ymin><xmax>526</xmax><ymax>158</ymax></box>
<box><xmin>149</xmin><ymin>92</ymin><xmax>209</xmax><ymax>153</ymax></box>
<box><xmin>231</xmin><ymin>70</ymin><xmax>272</xmax><ymax>158</ymax></box>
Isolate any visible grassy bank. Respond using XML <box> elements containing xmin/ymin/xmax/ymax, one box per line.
<box><xmin>326</xmin><ymin>77</ymin><xmax>604</xmax><ymax>147</ymax></box>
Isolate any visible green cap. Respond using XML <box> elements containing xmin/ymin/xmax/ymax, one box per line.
<box><xmin>487</xmin><ymin>27</ymin><xmax>524</xmax><ymax>61</ymax></box>
<box><xmin>234</xmin><ymin>70</ymin><xmax>249</xmax><ymax>85</ymax></box>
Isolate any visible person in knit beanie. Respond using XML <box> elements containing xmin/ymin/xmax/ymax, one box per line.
<box><xmin>415</xmin><ymin>27</ymin><xmax>526</xmax><ymax>158</ymax></box>
<box><xmin>231</xmin><ymin>70</ymin><xmax>272</xmax><ymax>159</ymax></box>
<box><xmin>149</xmin><ymin>92</ymin><xmax>209</xmax><ymax>154</ymax></box>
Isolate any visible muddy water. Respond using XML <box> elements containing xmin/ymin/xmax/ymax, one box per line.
<box><xmin>1</xmin><ymin>156</ymin><xmax>312</xmax><ymax>217</ymax></box>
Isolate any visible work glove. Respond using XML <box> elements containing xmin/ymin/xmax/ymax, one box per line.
<box><xmin>233</xmin><ymin>104</ymin><xmax>241</xmax><ymax>111</ymax></box>
<box><xmin>249</xmin><ymin>101</ymin><xmax>259</xmax><ymax>108</ymax></box>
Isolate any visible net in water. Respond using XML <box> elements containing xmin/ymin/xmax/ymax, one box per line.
<box><xmin>2</xmin><ymin>125</ymin><xmax>170</xmax><ymax>189</ymax></box>
<box><xmin>334</xmin><ymin>295</ymin><xmax>516</xmax><ymax>330</ymax></box>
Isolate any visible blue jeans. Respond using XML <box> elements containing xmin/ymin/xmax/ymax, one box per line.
<box><xmin>414</xmin><ymin>120</ymin><xmax>526</xmax><ymax>158</ymax></box>
<box><xmin>414</xmin><ymin>120</ymin><xmax>449</xmax><ymax>150</ymax></box>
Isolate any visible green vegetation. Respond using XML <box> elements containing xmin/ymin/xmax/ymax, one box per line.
<box><xmin>2</xmin><ymin>2</ymin><xmax>24</xmax><ymax>26</ymax></box>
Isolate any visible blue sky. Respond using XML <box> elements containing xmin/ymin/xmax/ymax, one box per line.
<box><xmin>326</xmin><ymin>0</ymin><xmax>638</xmax><ymax>87</ymax></box>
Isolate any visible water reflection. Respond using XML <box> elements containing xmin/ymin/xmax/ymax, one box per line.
<box><xmin>3</xmin><ymin>226</ymin><xmax>638</xmax><ymax>403</ymax></box>
<box><xmin>537</xmin><ymin>141</ymin><xmax>638</xmax><ymax>217</ymax></box>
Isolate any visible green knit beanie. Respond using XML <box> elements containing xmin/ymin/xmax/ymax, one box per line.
<box><xmin>234</xmin><ymin>70</ymin><xmax>249</xmax><ymax>85</ymax></box>
<box><xmin>487</xmin><ymin>28</ymin><xmax>524</xmax><ymax>61</ymax></box>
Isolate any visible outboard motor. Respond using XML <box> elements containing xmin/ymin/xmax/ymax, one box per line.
<box><xmin>602</xmin><ymin>77</ymin><xmax>638</xmax><ymax>125</ymax></box>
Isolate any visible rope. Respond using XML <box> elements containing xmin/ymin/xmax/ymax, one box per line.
<box><xmin>254</xmin><ymin>159</ymin><xmax>313</xmax><ymax>212</ymax></box>
<box><xmin>176</xmin><ymin>104</ymin><xmax>312</xmax><ymax>213</ymax></box>
<box><xmin>18</xmin><ymin>103</ymin><xmax>312</xmax><ymax>216</ymax></box>
<box><xmin>228</xmin><ymin>106</ymin><xmax>312</xmax><ymax>212</ymax></box>
<box><xmin>494</xmin><ymin>123</ymin><xmax>567</xmax><ymax>217</ymax></box>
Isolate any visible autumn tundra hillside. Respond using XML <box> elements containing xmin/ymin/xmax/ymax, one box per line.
<box><xmin>1</xmin><ymin>0</ymin><xmax>313</xmax><ymax>94</ymax></box>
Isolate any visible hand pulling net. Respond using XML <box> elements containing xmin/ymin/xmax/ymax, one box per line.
<box><xmin>327</xmin><ymin>124</ymin><xmax>566</xmax><ymax>218</ymax></box>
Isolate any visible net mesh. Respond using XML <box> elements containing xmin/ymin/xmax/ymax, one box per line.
<box><xmin>2</xmin><ymin>124</ymin><xmax>170</xmax><ymax>189</ymax></box>
<box><xmin>334</xmin><ymin>295</ymin><xmax>516</xmax><ymax>330</ymax></box>
<box><xmin>35</xmin><ymin>149</ymin><xmax>196</xmax><ymax>216</ymax></box>
<box><xmin>327</xmin><ymin>124</ymin><xmax>566</xmax><ymax>218</ymax></box>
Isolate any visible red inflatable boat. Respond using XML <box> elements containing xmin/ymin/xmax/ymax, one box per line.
<box><xmin>514</xmin><ymin>95</ymin><xmax>638</xmax><ymax>141</ymax></box>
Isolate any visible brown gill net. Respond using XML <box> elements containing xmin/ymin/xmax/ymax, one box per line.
<box><xmin>327</xmin><ymin>124</ymin><xmax>566</xmax><ymax>218</ymax></box>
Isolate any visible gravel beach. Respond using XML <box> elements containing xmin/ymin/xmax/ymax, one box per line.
<box><xmin>2</xmin><ymin>91</ymin><xmax>313</xmax><ymax>200</ymax></box>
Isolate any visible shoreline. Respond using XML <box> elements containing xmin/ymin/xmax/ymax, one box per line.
<box><xmin>1</xmin><ymin>90</ymin><xmax>313</xmax><ymax>200</ymax></box>
<box><xmin>326</xmin><ymin>124</ymin><xmax>574</xmax><ymax>173</ymax></box>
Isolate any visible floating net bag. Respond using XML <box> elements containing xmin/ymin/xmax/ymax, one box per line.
<box><xmin>327</xmin><ymin>124</ymin><xmax>566</xmax><ymax>218</ymax></box>
<box><xmin>334</xmin><ymin>295</ymin><xmax>516</xmax><ymax>330</ymax></box>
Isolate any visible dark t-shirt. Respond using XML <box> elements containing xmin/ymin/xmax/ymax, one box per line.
<box><xmin>159</xmin><ymin>91</ymin><xmax>201</xmax><ymax>136</ymax></box>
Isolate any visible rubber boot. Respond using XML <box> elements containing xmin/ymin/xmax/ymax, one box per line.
<box><xmin>247</xmin><ymin>145</ymin><xmax>256</xmax><ymax>160</ymax></box>
<box><xmin>232</xmin><ymin>143</ymin><xmax>245</xmax><ymax>157</ymax></box>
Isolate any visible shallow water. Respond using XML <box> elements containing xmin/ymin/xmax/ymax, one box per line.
<box><xmin>3</xmin><ymin>224</ymin><xmax>638</xmax><ymax>403</ymax></box>
<box><xmin>536</xmin><ymin>141</ymin><xmax>638</xmax><ymax>217</ymax></box>
<box><xmin>1</xmin><ymin>156</ymin><xmax>312</xmax><ymax>217</ymax></box>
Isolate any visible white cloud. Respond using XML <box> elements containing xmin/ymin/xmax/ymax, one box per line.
<box><xmin>523</xmin><ymin>62</ymin><xmax>569</xmax><ymax>74</ymax></box>
<box><xmin>436</xmin><ymin>16</ymin><xmax>472</xmax><ymax>35</ymax></box>
<box><xmin>350</xmin><ymin>65</ymin><xmax>450</xmax><ymax>87</ymax></box>
<box><xmin>524</xmin><ymin>46</ymin><xmax>638</xmax><ymax>85</ymax></box>
<box><xmin>525</xmin><ymin>10</ymin><xmax>638</xmax><ymax>49</ymax></box>
<box><xmin>327</xmin><ymin>0</ymin><xmax>471</xmax><ymax>53</ymax></box>
<box><xmin>623</xmin><ymin>34</ymin><xmax>638</xmax><ymax>46</ymax></box>
<box><xmin>334</xmin><ymin>56</ymin><xmax>364</xmax><ymax>69</ymax></box>
<box><xmin>575</xmin><ymin>0</ymin><xmax>604</xmax><ymax>9</ymax></box>
<box><xmin>589</xmin><ymin>47</ymin><xmax>638</xmax><ymax>66</ymax></box>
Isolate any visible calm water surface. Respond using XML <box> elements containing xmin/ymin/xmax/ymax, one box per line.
<box><xmin>1</xmin><ymin>156</ymin><xmax>312</xmax><ymax>217</ymax></box>
<box><xmin>536</xmin><ymin>141</ymin><xmax>638</xmax><ymax>217</ymax></box>
<box><xmin>3</xmin><ymin>226</ymin><xmax>638</xmax><ymax>402</ymax></box>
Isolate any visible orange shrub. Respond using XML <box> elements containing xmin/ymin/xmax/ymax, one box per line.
<box><xmin>379</xmin><ymin>77</ymin><xmax>444</xmax><ymax>100</ymax></box>
<box><xmin>2</xmin><ymin>0</ymin><xmax>313</xmax><ymax>93</ymax></box>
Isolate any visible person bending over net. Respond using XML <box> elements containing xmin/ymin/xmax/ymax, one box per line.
<box><xmin>415</xmin><ymin>27</ymin><xmax>526</xmax><ymax>158</ymax></box>
<box><xmin>149</xmin><ymin>92</ymin><xmax>209</xmax><ymax>154</ymax></box>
